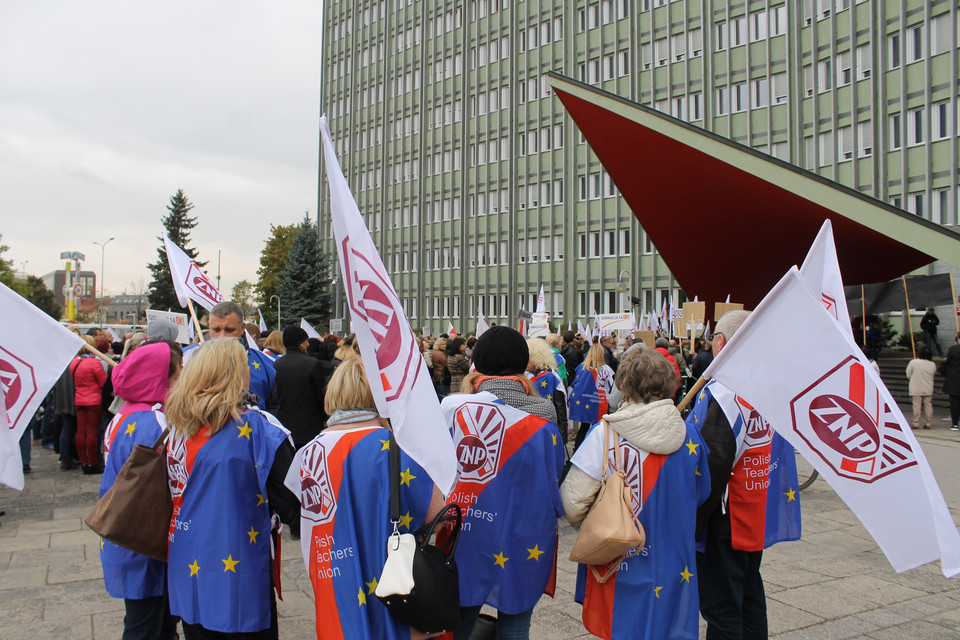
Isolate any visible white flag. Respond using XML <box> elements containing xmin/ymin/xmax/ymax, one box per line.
<box><xmin>245</xmin><ymin>331</ymin><xmax>262</xmax><ymax>352</ymax></box>
<box><xmin>536</xmin><ymin>285</ymin><xmax>546</xmax><ymax>314</ymax></box>
<box><xmin>477</xmin><ymin>313</ymin><xmax>489</xmax><ymax>338</ymax></box>
<box><xmin>107</xmin><ymin>328</ymin><xmax>121</xmax><ymax>342</ymax></box>
<box><xmin>0</xmin><ymin>284</ymin><xmax>85</xmax><ymax>490</ymax></box>
<box><xmin>577</xmin><ymin>320</ymin><xmax>587</xmax><ymax>338</ymax></box>
<box><xmin>447</xmin><ymin>321</ymin><xmax>458</xmax><ymax>338</ymax></box>
<box><xmin>300</xmin><ymin>318</ymin><xmax>321</xmax><ymax>340</ymax></box>
<box><xmin>704</xmin><ymin>267</ymin><xmax>960</xmax><ymax>577</ymax></box>
<box><xmin>162</xmin><ymin>234</ymin><xmax>223</xmax><ymax>312</ymax></box>
<box><xmin>799</xmin><ymin>219</ymin><xmax>853</xmax><ymax>340</ymax></box>
<box><xmin>592</xmin><ymin>311</ymin><xmax>600</xmax><ymax>339</ymax></box>
<box><xmin>258</xmin><ymin>309</ymin><xmax>268</xmax><ymax>333</ymax></box>
<box><xmin>320</xmin><ymin>116</ymin><xmax>457</xmax><ymax>495</ymax></box>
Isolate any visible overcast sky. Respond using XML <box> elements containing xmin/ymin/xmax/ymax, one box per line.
<box><xmin>0</xmin><ymin>1</ymin><xmax>324</xmax><ymax>298</ymax></box>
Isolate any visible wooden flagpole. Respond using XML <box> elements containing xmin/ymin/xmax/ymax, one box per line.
<box><xmin>677</xmin><ymin>376</ymin><xmax>707</xmax><ymax>413</ymax></box>
<box><xmin>83</xmin><ymin>344</ymin><xmax>116</xmax><ymax>368</ymax></box>
<box><xmin>903</xmin><ymin>276</ymin><xmax>916</xmax><ymax>359</ymax></box>
<box><xmin>187</xmin><ymin>298</ymin><xmax>205</xmax><ymax>344</ymax></box>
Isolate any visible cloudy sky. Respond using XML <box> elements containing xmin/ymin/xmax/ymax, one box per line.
<box><xmin>1</xmin><ymin>1</ymin><xmax>324</xmax><ymax>298</ymax></box>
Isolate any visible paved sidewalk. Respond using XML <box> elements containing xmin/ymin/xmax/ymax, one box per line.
<box><xmin>2</xmin><ymin>421</ymin><xmax>960</xmax><ymax>639</ymax></box>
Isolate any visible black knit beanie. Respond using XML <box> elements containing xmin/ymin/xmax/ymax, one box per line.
<box><xmin>472</xmin><ymin>326</ymin><xmax>529</xmax><ymax>375</ymax></box>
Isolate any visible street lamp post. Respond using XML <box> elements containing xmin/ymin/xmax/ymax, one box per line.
<box><xmin>270</xmin><ymin>295</ymin><xmax>281</xmax><ymax>331</ymax></box>
<box><xmin>93</xmin><ymin>237</ymin><xmax>115</xmax><ymax>327</ymax></box>
<box><xmin>19</xmin><ymin>260</ymin><xmax>28</xmax><ymax>280</ymax></box>
<box><xmin>616</xmin><ymin>270</ymin><xmax>631</xmax><ymax>313</ymax></box>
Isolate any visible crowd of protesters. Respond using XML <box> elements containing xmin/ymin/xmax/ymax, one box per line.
<box><xmin>16</xmin><ymin>298</ymin><xmax>957</xmax><ymax>640</ymax></box>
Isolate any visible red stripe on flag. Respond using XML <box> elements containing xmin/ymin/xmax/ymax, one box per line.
<box><xmin>849</xmin><ymin>363</ymin><xmax>865</xmax><ymax>408</ymax></box>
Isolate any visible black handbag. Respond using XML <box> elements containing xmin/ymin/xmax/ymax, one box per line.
<box><xmin>375</xmin><ymin>435</ymin><xmax>462</xmax><ymax>634</ymax></box>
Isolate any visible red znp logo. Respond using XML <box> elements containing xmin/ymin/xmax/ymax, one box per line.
<box><xmin>454</xmin><ymin>402</ymin><xmax>507</xmax><ymax>484</ymax></box>
<box><xmin>342</xmin><ymin>236</ymin><xmax>420</xmax><ymax>401</ymax></box>
<box><xmin>0</xmin><ymin>346</ymin><xmax>38</xmax><ymax>430</ymax></box>
<box><xmin>298</xmin><ymin>442</ymin><xmax>337</xmax><ymax>525</ymax></box>
<box><xmin>184</xmin><ymin>263</ymin><xmax>222</xmax><ymax>309</ymax></box>
<box><xmin>167</xmin><ymin>435</ymin><xmax>189</xmax><ymax>499</ymax></box>
<box><xmin>615</xmin><ymin>439</ymin><xmax>646</xmax><ymax>519</ymax></box>
<box><xmin>735</xmin><ymin>396</ymin><xmax>772</xmax><ymax>448</ymax></box>
<box><xmin>790</xmin><ymin>355</ymin><xmax>916</xmax><ymax>483</ymax></box>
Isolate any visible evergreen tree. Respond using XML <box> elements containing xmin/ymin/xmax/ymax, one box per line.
<box><xmin>0</xmin><ymin>235</ymin><xmax>15</xmax><ymax>286</ymax></box>
<box><xmin>255</xmin><ymin>223</ymin><xmax>298</xmax><ymax>310</ymax></box>
<box><xmin>147</xmin><ymin>189</ymin><xmax>206</xmax><ymax>311</ymax></box>
<box><xmin>278</xmin><ymin>215</ymin><xmax>333</xmax><ymax>329</ymax></box>
<box><xmin>12</xmin><ymin>276</ymin><xmax>61</xmax><ymax>319</ymax></box>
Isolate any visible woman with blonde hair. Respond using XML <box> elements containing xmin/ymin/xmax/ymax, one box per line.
<box><xmin>443</xmin><ymin>326</ymin><xmax>564</xmax><ymax>640</ymax></box>
<box><xmin>568</xmin><ymin>342</ymin><xmax>616</xmax><ymax>451</ymax></box>
<box><xmin>285</xmin><ymin>357</ymin><xmax>444</xmax><ymax>639</ymax></box>
<box><xmin>526</xmin><ymin>338</ymin><xmax>568</xmax><ymax>442</ymax></box>
<box><xmin>164</xmin><ymin>338</ymin><xmax>299</xmax><ymax>639</ymax></box>
<box><xmin>261</xmin><ymin>330</ymin><xmax>286</xmax><ymax>358</ymax></box>
<box><xmin>561</xmin><ymin>349</ymin><xmax>709</xmax><ymax>639</ymax></box>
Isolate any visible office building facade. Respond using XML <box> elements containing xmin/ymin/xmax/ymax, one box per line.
<box><xmin>318</xmin><ymin>0</ymin><xmax>959</xmax><ymax>332</ymax></box>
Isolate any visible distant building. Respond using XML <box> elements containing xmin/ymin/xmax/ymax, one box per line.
<box><xmin>317</xmin><ymin>0</ymin><xmax>959</xmax><ymax>332</ymax></box>
<box><xmin>103</xmin><ymin>294</ymin><xmax>149</xmax><ymax>325</ymax></box>
<box><xmin>41</xmin><ymin>270</ymin><xmax>96</xmax><ymax>308</ymax></box>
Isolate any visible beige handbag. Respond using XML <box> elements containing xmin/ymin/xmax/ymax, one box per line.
<box><xmin>568</xmin><ymin>420</ymin><xmax>645</xmax><ymax>583</ymax></box>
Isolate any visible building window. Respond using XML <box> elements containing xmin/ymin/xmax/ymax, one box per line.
<box><xmin>932</xmin><ymin>101</ymin><xmax>952</xmax><ymax>140</ymax></box>
<box><xmin>619</xmin><ymin>229</ymin><xmax>631</xmax><ymax>255</ymax></box>
<box><xmin>771</xmin><ymin>5</ymin><xmax>787</xmax><ymax>36</ymax></box>
<box><xmin>857</xmin><ymin>44</ymin><xmax>872</xmax><ymax>79</ymax></box>
<box><xmin>932</xmin><ymin>13</ymin><xmax>952</xmax><ymax>55</ymax></box>
<box><xmin>818</xmin><ymin>133</ymin><xmax>834</xmax><ymax>166</ymax></box>
<box><xmin>818</xmin><ymin>59</ymin><xmax>832</xmax><ymax>92</ymax></box>
<box><xmin>907</xmin><ymin>107</ymin><xmax>923</xmax><ymax>146</ymax></box>
<box><xmin>688</xmin><ymin>28</ymin><xmax>702</xmax><ymax>57</ymax></box>
<box><xmin>750</xmin><ymin>11</ymin><xmax>767</xmax><ymax>41</ymax></box>
<box><xmin>907</xmin><ymin>24</ymin><xmax>924</xmax><ymax>63</ymax></box>
<box><xmin>908</xmin><ymin>193</ymin><xmax>925</xmax><ymax>218</ymax></box>
<box><xmin>838</xmin><ymin>125</ymin><xmax>853</xmax><ymax>160</ymax></box>
<box><xmin>889</xmin><ymin>113</ymin><xmax>902</xmax><ymax>150</ymax></box>
<box><xmin>734</xmin><ymin>83</ymin><xmax>747</xmax><ymax>112</ymax></box>
<box><xmin>888</xmin><ymin>33</ymin><xmax>900</xmax><ymax>69</ymax></box>
<box><xmin>837</xmin><ymin>51</ymin><xmax>851</xmax><ymax>86</ymax></box>
<box><xmin>716</xmin><ymin>86</ymin><xmax>729</xmax><ymax>115</ymax></box>
<box><xmin>672</xmin><ymin>33</ymin><xmax>686</xmax><ymax>61</ymax></box>
<box><xmin>690</xmin><ymin>93</ymin><xmax>702</xmax><ymax>121</ymax></box>
<box><xmin>619</xmin><ymin>50</ymin><xmax>630</xmax><ymax>75</ymax></box>
<box><xmin>857</xmin><ymin>121</ymin><xmax>873</xmax><ymax>157</ymax></box>
<box><xmin>752</xmin><ymin>78</ymin><xmax>769</xmax><ymax>108</ymax></box>
<box><xmin>716</xmin><ymin>22</ymin><xmax>728</xmax><ymax>51</ymax></box>
<box><xmin>933</xmin><ymin>189</ymin><xmax>950</xmax><ymax>224</ymax></box>
<box><xmin>731</xmin><ymin>17</ymin><xmax>746</xmax><ymax>46</ymax></box>
<box><xmin>673</xmin><ymin>95</ymin><xmax>687</xmax><ymax>120</ymax></box>
<box><xmin>772</xmin><ymin>72</ymin><xmax>788</xmax><ymax>103</ymax></box>
<box><xmin>578</xmin><ymin>233</ymin><xmax>587</xmax><ymax>259</ymax></box>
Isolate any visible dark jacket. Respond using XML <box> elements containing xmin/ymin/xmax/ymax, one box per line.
<box><xmin>274</xmin><ymin>349</ymin><xmax>334</xmax><ymax>448</ymax></box>
<box><xmin>691</xmin><ymin>350</ymin><xmax>714</xmax><ymax>379</ymax></box>
<box><xmin>695</xmin><ymin>398</ymin><xmax>737</xmax><ymax>539</ymax></box>
<box><xmin>942</xmin><ymin>343</ymin><xmax>960</xmax><ymax>396</ymax></box>
<box><xmin>603</xmin><ymin>345</ymin><xmax>619</xmax><ymax>374</ymax></box>
<box><xmin>561</xmin><ymin>343</ymin><xmax>586</xmax><ymax>384</ymax></box>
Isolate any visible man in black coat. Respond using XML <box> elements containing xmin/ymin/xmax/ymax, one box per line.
<box><xmin>942</xmin><ymin>332</ymin><xmax>960</xmax><ymax>431</ymax></box>
<box><xmin>274</xmin><ymin>326</ymin><xmax>335</xmax><ymax>450</ymax></box>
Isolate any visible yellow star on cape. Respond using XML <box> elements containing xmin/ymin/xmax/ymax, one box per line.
<box><xmin>252</xmin><ymin>361</ymin><xmax>261</xmax><ymax>370</ymax></box>
<box><xmin>785</xmin><ymin>488</ymin><xmax>797</xmax><ymax>502</ymax></box>
<box><xmin>247</xmin><ymin>527</ymin><xmax>259</xmax><ymax>543</ymax></box>
<box><xmin>125</xmin><ymin>422</ymin><xmax>136</xmax><ymax>435</ymax></box>
<box><xmin>365</xmin><ymin>577</ymin><xmax>379</xmax><ymax>594</ymax></box>
<box><xmin>570</xmin><ymin>391</ymin><xmax>575</xmax><ymax>397</ymax></box>
<box><xmin>399</xmin><ymin>468</ymin><xmax>416</xmax><ymax>486</ymax></box>
<box><xmin>680</xmin><ymin>566</ymin><xmax>694</xmax><ymax>583</ymax></box>
<box><xmin>551</xmin><ymin>433</ymin><xmax>558</xmax><ymax>446</ymax></box>
<box><xmin>546</xmin><ymin>394</ymin><xmax>553</xmax><ymax>401</ymax></box>
<box><xmin>654</xmin><ymin>586</ymin><xmax>663</xmax><ymax>599</ymax></box>
<box><xmin>222</xmin><ymin>554</ymin><xmax>239</xmax><ymax>573</ymax></box>
<box><xmin>493</xmin><ymin>551</ymin><xmax>509</xmax><ymax>568</ymax></box>
<box><xmin>256</xmin><ymin>493</ymin><xmax>268</xmax><ymax>506</ymax></box>
<box><xmin>188</xmin><ymin>559</ymin><xmax>201</xmax><ymax>577</ymax></box>
<box><xmin>685</xmin><ymin>439</ymin><xmax>699</xmax><ymax>455</ymax></box>
<box><xmin>584</xmin><ymin>403</ymin><xmax>590</xmax><ymax>410</ymax></box>
<box><xmin>575</xmin><ymin>400</ymin><xmax>581</xmax><ymax>406</ymax></box>
<box><xmin>100</xmin><ymin>538</ymin><xmax>104</xmax><ymax>549</ymax></box>
<box><xmin>358</xmin><ymin>587</ymin><xmax>367</xmax><ymax>606</ymax></box>
<box><xmin>380</xmin><ymin>439</ymin><xmax>390</xmax><ymax>451</ymax></box>
<box><xmin>699</xmin><ymin>390</ymin><xmax>706</xmax><ymax>400</ymax></box>
<box><xmin>695</xmin><ymin>467</ymin><xmax>702</xmax><ymax>477</ymax></box>
<box><xmin>694</xmin><ymin>414</ymin><xmax>699</xmax><ymax>424</ymax></box>
<box><xmin>237</xmin><ymin>422</ymin><xmax>252</xmax><ymax>439</ymax></box>
<box><xmin>399</xmin><ymin>511</ymin><xmax>414</xmax><ymax>530</ymax></box>
<box><xmin>540</xmin><ymin>380</ymin><xmax>548</xmax><ymax>387</ymax></box>
<box><xmin>526</xmin><ymin>545</ymin><xmax>544</xmax><ymax>561</ymax></box>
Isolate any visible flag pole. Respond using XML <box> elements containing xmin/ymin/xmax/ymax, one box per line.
<box><xmin>951</xmin><ymin>273</ymin><xmax>959</xmax><ymax>334</ymax></box>
<box><xmin>903</xmin><ymin>276</ymin><xmax>916</xmax><ymax>359</ymax></box>
<box><xmin>677</xmin><ymin>376</ymin><xmax>707</xmax><ymax>413</ymax></box>
<box><xmin>860</xmin><ymin>284</ymin><xmax>867</xmax><ymax>347</ymax></box>
<box><xmin>186</xmin><ymin>299</ymin><xmax>205</xmax><ymax>344</ymax></box>
<box><xmin>83</xmin><ymin>344</ymin><xmax>116</xmax><ymax>368</ymax></box>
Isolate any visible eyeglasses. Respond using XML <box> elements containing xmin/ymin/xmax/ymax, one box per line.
<box><xmin>708</xmin><ymin>333</ymin><xmax>724</xmax><ymax>341</ymax></box>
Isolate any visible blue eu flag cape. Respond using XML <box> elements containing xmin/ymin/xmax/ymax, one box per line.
<box><xmin>100</xmin><ymin>405</ymin><xmax>168</xmax><ymax>599</ymax></box>
<box><xmin>571</xmin><ymin>420</ymin><xmax>711</xmax><ymax>640</ymax></box>
<box><xmin>284</xmin><ymin>426</ymin><xmax>434</xmax><ymax>640</ymax></box>
<box><xmin>568</xmin><ymin>363</ymin><xmax>614</xmax><ymax>423</ymax></box>
<box><xmin>183</xmin><ymin>343</ymin><xmax>275</xmax><ymax>409</ymax></box>
<box><xmin>529</xmin><ymin>370</ymin><xmax>564</xmax><ymax>403</ymax></box>
<box><xmin>441</xmin><ymin>391</ymin><xmax>565</xmax><ymax>614</ymax></box>
<box><xmin>166</xmin><ymin>409</ymin><xmax>288</xmax><ymax>633</ymax></box>
<box><xmin>686</xmin><ymin>381</ymin><xmax>802</xmax><ymax>551</ymax></box>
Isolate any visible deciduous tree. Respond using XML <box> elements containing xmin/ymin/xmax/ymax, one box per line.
<box><xmin>255</xmin><ymin>223</ymin><xmax>298</xmax><ymax>313</ymax></box>
<box><xmin>12</xmin><ymin>276</ymin><xmax>61</xmax><ymax>319</ymax></box>
<box><xmin>231</xmin><ymin>279</ymin><xmax>256</xmax><ymax>320</ymax></box>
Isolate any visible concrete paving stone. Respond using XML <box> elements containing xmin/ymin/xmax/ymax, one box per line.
<box><xmin>0</xmin><ymin>598</ymin><xmax>45</xmax><ymax>626</ymax></box>
<box><xmin>798</xmin><ymin>514</ymin><xmax>853</xmax><ymax>534</ymax></box>
<box><xmin>15</xmin><ymin>518</ymin><xmax>84</xmax><ymax>535</ymax></box>
<box><xmin>277</xmin><ymin>589</ymin><xmax>314</xmax><ymax>617</ymax></box>
<box><xmin>826</xmin><ymin>573</ymin><xmax>928</xmax><ymax>606</ymax></box>
<box><xmin>799</xmin><ymin>528</ymin><xmax>879</xmax><ymax>556</ymax></box>
<box><xmin>43</xmin><ymin>588</ymin><xmax>125</xmax><ymax>620</ymax></box>
<box><xmin>91</xmin><ymin>609</ymin><xmax>126</xmax><ymax>640</ymax></box>
<box><xmin>0</xmin><ymin>566</ymin><xmax>47</xmax><ymax>591</ymax></box>
<box><xmin>52</xmin><ymin>505</ymin><xmax>95</xmax><ymax>521</ymax></box>
<box><xmin>792</xmin><ymin>555</ymin><xmax>893</xmax><ymax>580</ymax></box>
<box><xmin>867</xmin><ymin>619</ymin><xmax>960</xmax><ymax>639</ymax></box>
<box><xmin>0</xmin><ymin>551</ymin><xmax>10</xmax><ymax>570</ymax></box>
<box><xmin>0</xmin><ymin>618</ymin><xmax>93</xmax><ymax>640</ymax></box>
<box><xmin>767</xmin><ymin>582</ymin><xmax>881</xmax><ymax>620</ymax></box>
<box><xmin>815</xmin><ymin>508</ymin><xmax>864</xmax><ymax>526</ymax></box>
<box><xmin>0</xmin><ymin>533</ymin><xmax>50</xmax><ymax>553</ymax></box>
<box><xmin>530</xmin><ymin>600</ymin><xmax>589</xmax><ymax>638</ymax></box>
<box><xmin>278</xmin><ymin>616</ymin><xmax>316</xmax><ymax>639</ymax></box>
<box><xmin>48</xmin><ymin>528</ymin><xmax>99</xmax><ymax>548</ymax></box>
<box><xmin>769</xmin><ymin>615</ymin><xmax>880</xmax><ymax>640</ymax></box>
<box><xmin>851</xmin><ymin>605</ymin><xmax>918</xmax><ymax>630</ymax></box>
<box><xmin>763</xmin><ymin>564</ymin><xmax>834</xmax><ymax>589</ymax></box>
<box><xmin>765</xmin><ymin>598</ymin><xmax>825</xmax><ymax>635</ymax></box>
<box><xmin>926</xmin><ymin>607</ymin><xmax>960</xmax><ymax>631</ymax></box>
<box><xmin>46</xmin><ymin>560</ymin><xmax>106</xmax><ymax>585</ymax></box>
<box><xmin>864</xmin><ymin>566</ymin><xmax>957</xmax><ymax>595</ymax></box>
<box><xmin>7</xmin><ymin>544</ymin><xmax>85</xmax><ymax>568</ymax></box>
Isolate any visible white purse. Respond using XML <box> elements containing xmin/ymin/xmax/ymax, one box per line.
<box><xmin>375</xmin><ymin>531</ymin><xmax>417</xmax><ymax>598</ymax></box>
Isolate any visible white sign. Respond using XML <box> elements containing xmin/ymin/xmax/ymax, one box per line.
<box><xmin>329</xmin><ymin>318</ymin><xmax>343</xmax><ymax>334</ymax></box>
<box><xmin>145</xmin><ymin>309</ymin><xmax>189</xmax><ymax>343</ymax></box>
<box><xmin>596</xmin><ymin>312</ymin><xmax>635</xmax><ymax>332</ymax></box>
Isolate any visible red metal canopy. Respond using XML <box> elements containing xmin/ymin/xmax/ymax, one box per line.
<box><xmin>551</xmin><ymin>75</ymin><xmax>960</xmax><ymax>310</ymax></box>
